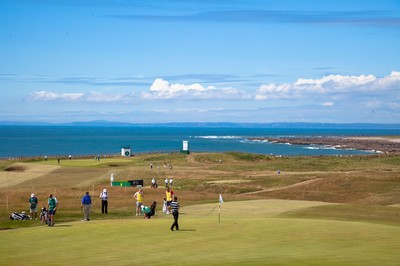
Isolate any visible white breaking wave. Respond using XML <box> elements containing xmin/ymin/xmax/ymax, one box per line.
<box><xmin>303</xmin><ymin>145</ymin><xmax>336</xmax><ymax>150</ymax></box>
<box><xmin>195</xmin><ymin>136</ymin><xmax>242</xmax><ymax>139</ymax></box>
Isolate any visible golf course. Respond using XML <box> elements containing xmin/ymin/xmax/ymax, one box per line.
<box><xmin>1</xmin><ymin>152</ymin><xmax>400</xmax><ymax>265</ymax></box>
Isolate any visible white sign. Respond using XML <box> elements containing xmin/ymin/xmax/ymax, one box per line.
<box><xmin>182</xmin><ymin>141</ymin><xmax>189</xmax><ymax>151</ymax></box>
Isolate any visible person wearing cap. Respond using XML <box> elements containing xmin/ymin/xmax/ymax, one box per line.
<box><xmin>99</xmin><ymin>188</ymin><xmax>108</xmax><ymax>214</ymax></box>
<box><xmin>29</xmin><ymin>193</ymin><xmax>38</xmax><ymax>220</ymax></box>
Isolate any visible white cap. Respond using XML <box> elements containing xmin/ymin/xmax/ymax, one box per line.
<box><xmin>103</xmin><ymin>188</ymin><xmax>107</xmax><ymax>193</ymax></box>
<box><xmin>31</xmin><ymin>193</ymin><xmax>35</xmax><ymax>197</ymax></box>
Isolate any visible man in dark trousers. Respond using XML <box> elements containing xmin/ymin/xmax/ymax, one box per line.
<box><xmin>169</xmin><ymin>196</ymin><xmax>180</xmax><ymax>231</ymax></box>
<box><xmin>99</xmin><ymin>188</ymin><xmax>108</xmax><ymax>214</ymax></box>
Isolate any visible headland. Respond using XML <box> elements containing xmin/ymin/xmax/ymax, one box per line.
<box><xmin>248</xmin><ymin>136</ymin><xmax>400</xmax><ymax>154</ymax></box>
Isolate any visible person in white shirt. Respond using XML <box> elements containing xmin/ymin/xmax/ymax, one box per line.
<box><xmin>151</xmin><ymin>178</ymin><xmax>157</xmax><ymax>188</ymax></box>
<box><xmin>99</xmin><ymin>188</ymin><xmax>108</xmax><ymax>214</ymax></box>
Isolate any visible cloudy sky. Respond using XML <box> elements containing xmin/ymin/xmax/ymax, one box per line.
<box><xmin>1</xmin><ymin>0</ymin><xmax>399</xmax><ymax>124</ymax></box>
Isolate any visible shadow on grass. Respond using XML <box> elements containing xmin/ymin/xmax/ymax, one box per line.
<box><xmin>51</xmin><ymin>224</ymin><xmax>72</xmax><ymax>227</ymax></box>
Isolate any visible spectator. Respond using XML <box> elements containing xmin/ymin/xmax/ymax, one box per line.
<box><xmin>133</xmin><ymin>188</ymin><xmax>144</xmax><ymax>216</ymax></box>
<box><xmin>151</xmin><ymin>178</ymin><xmax>158</xmax><ymax>189</ymax></box>
<box><xmin>99</xmin><ymin>188</ymin><xmax>108</xmax><ymax>214</ymax></box>
<box><xmin>29</xmin><ymin>193</ymin><xmax>38</xmax><ymax>220</ymax></box>
<box><xmin>165</xmin><ymin>187</ymin><xmax>174</xmax><ymax>215</ymax></box>
<box><xmin>81</xmin><ymin>191</ymin><xmax>92</xmax><ymax>221</ymax></box>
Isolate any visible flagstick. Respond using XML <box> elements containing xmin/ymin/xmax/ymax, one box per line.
<box><xmin>6</xmin><ymin>174</ymin><xmax>8</xmax><ymax>211</ymax></box>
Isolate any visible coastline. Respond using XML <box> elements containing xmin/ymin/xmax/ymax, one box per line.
<box><xmin>1</xmin><ymin>125</ymin><xmax>399</xmax><ymax>158</ymax></box>
<box><xmin>249</xmin><ymin>136</ymin><xmax>400</xmax><ymax>154</ymax></box>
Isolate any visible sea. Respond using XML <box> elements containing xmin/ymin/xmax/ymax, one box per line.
<box><xmin>0</xmin><ymin>125</ymin><xmax>399</xmax><ymax>158</ymax></box>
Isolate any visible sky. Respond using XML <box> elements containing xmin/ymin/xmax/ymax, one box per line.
<box><xmin>1</xmin><ymin>0</ymin><xmax>400</xmax><ymax>124</ymax></box>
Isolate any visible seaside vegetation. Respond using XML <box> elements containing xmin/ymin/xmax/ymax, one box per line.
<box><xmin>1</xmin><ymin>152</ymin><xmax>400</xmax><ymax>225</ymax></box>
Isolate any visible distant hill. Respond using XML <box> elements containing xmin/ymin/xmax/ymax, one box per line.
<box><xmin>0</xmin><ymin>120</ymin><xmax>399</xmax><ymax>129</ymax></box>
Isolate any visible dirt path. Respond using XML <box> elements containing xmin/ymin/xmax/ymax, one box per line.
<box><xmin>242</xmin><ymin>178</ymin><xmax>322</xmax><ymax>195</ymax></box>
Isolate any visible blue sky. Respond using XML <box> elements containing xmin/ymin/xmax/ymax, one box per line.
<box><xmin>1</xmin><ymin>0</ymin><xmax>399</xmax><ymax>124</ymax></box>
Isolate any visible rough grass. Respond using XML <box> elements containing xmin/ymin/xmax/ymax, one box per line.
<box><xmin>1</xmin><ymin>153</ymin><xmax>400</xmax><ymax>222</ymax></box>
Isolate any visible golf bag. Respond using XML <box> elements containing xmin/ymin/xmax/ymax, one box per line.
<box><xmin>10</xmin><ymin>212</ymin><xmax>31</xmax><ymax>220</ymax></box>
<box><xmin>39</xmin><ymin>208</ymin><xmax>51</xmax><ymax>225</ymax></box>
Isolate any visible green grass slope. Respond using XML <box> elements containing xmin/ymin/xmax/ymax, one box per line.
<box><xmin>1</xmin><ymin>200</ymin><xmax>399</xmax><ymax>266</ymax></box>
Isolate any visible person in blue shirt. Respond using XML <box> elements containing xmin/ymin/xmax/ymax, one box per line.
<box><xmin>81</xmin><ymin>191</ymin><xmax>92</xmax><ymax>221</ymax></box>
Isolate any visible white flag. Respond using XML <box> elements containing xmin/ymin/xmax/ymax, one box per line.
<box><xmin>219</xmin><ymin>194</ymin><xmax>223</xmax><ymax>204</ymax></box>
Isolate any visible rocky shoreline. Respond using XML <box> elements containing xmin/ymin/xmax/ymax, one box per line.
<box><xmin>248</xmin><ymin>136</ymin><xmax>400</xmax><ymax>154</ymax></box>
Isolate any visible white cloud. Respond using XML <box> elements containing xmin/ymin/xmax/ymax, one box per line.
<box><xmin>27</xmin><ymin>91</ymin><xmax>85</xmax><ymax>101</ymax></box>
<box><xmin>142</xmin><ymin>78</ymin><xmax>251</xmax><ymax>100</ymax></box>
<box><xmin>85</xmin><ymin>91</ymin><xmax>127</xmax><ymax>102</ymax></box>
<box><xmin>27</xmin><ymin>90</ymin><xmax>133</xmax><ymax>103</ymax></box>
<box><xmin>255</xmin><ymin>71</ymin><xmax>400</xmax><ymax>100</ymax></box>
<box><xmin>26</xmin><ymin>72</ymin><xmax>400</xmax><ymax>105</ymax></box>
<box><xmin>255</xmin><ymin>83</ymin><xmax>292</xmax><ymax>100</ymax></box>
<box><xmin>295</xmin><ymin>74</ymin><xmax>376</xmax><ymax>91</ymax></box>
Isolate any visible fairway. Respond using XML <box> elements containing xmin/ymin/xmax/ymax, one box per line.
<box><xmin>1</xmin><ymin>200</ymin><xmax>399</xmax><ymax>266</ymax></box>
<box><xmin>0</xmin><ymin>163</ymin><xmax>60</xmax><ymax>188</ymax></box>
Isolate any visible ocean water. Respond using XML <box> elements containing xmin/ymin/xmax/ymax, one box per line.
<box><xmin>0</xmin><ymin>125</ymin><xmax>399</xmax><ymax>158</ymax></box>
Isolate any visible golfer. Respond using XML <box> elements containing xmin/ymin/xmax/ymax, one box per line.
<box><xmin>169</xmin><ymin>196</ymin><xmax>180</xmax><ymax>231</ymax></box>
<box><xmin>47</xmin><ymin>194</ymin><xmax>58</xmax><ymax>226</ymax></box>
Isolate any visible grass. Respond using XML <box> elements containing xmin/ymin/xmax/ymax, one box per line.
<box><xmin>1</xmin><ymin>152</ymin><xmax>400</xmax><ymax>265</ymax></box>
<box><xmin>1</xmin><ymin>200</ymin><xmax>400</xmax><ymax>265</ymax></box>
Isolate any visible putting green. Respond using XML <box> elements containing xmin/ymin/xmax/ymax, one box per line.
<box><xmin>1</xmin><ymin>200</ymin><xmax>399</xmax><ymax>265</ymax></box>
